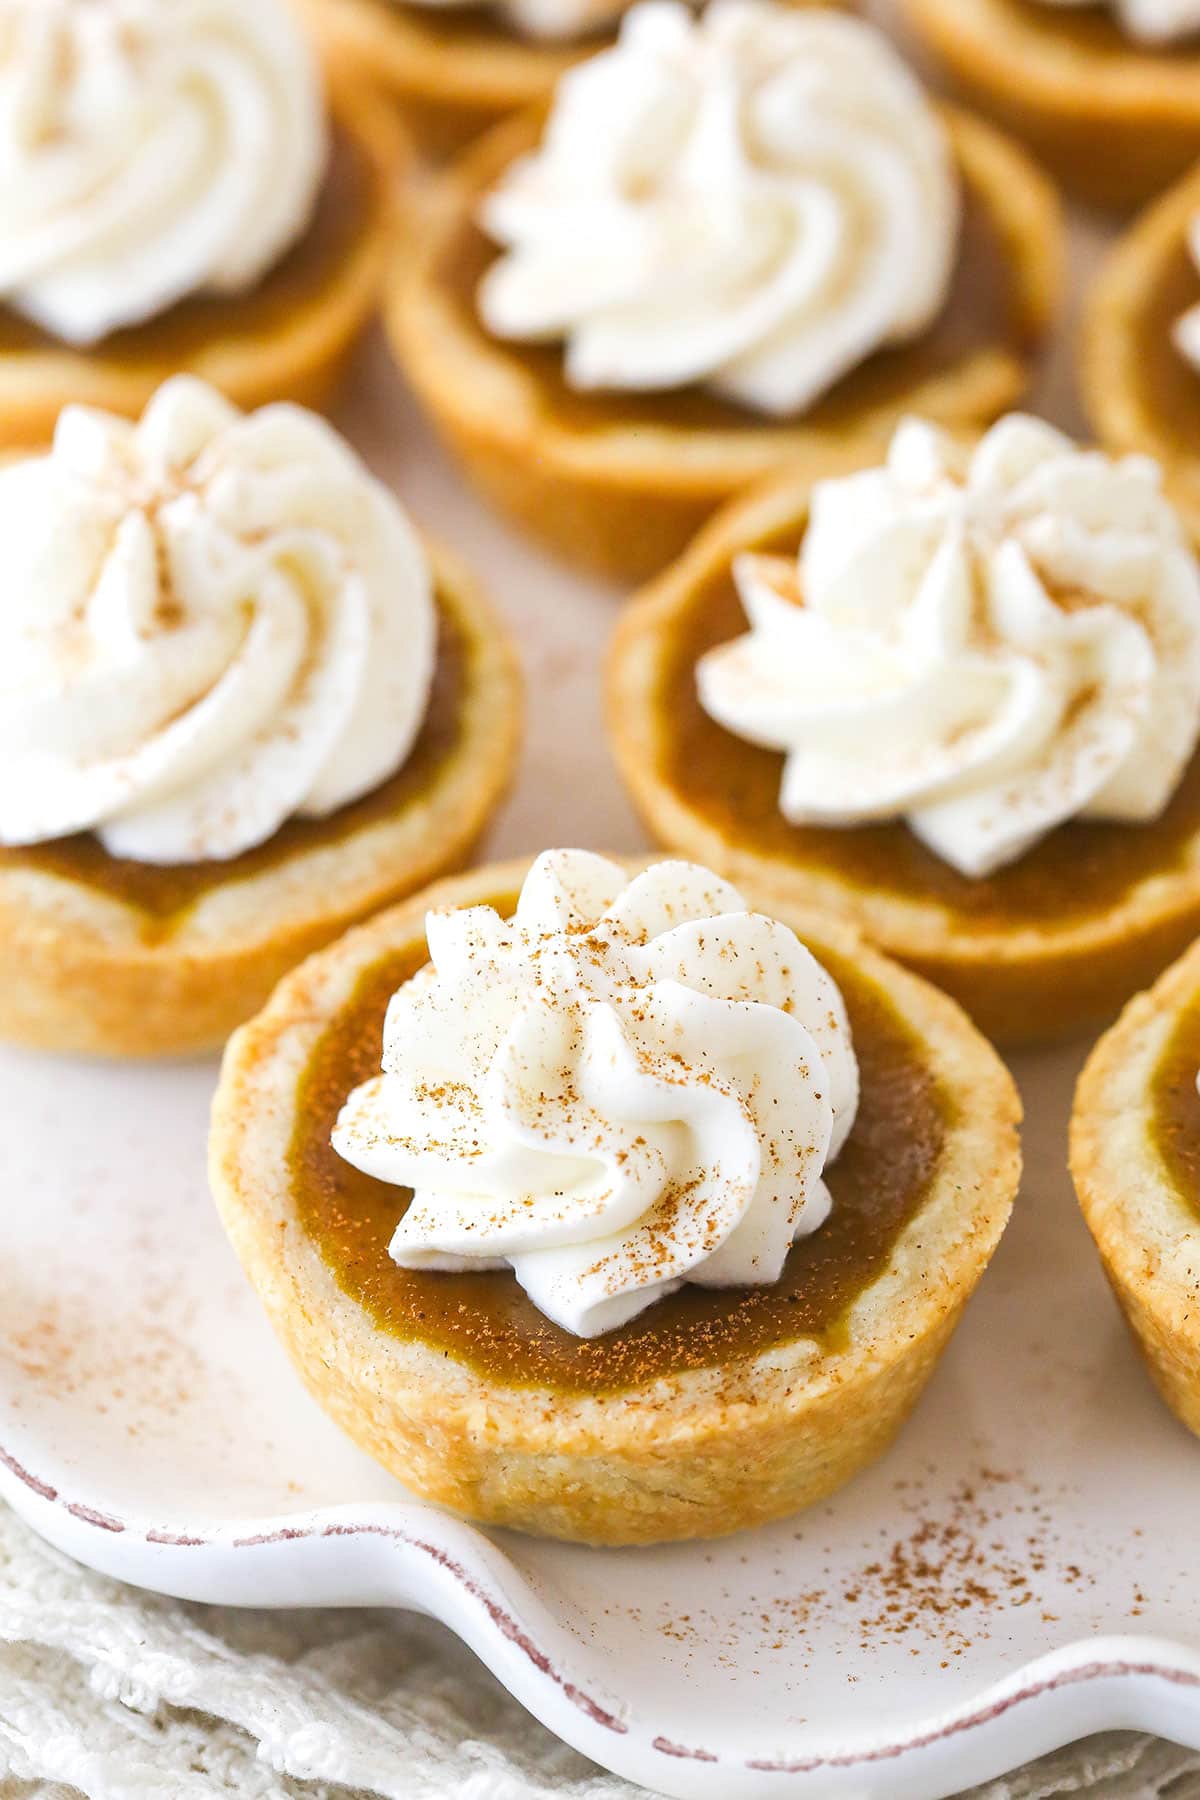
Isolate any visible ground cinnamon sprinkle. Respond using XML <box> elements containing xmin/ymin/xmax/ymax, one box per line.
<box><xmin>830</xmin><ymin>1472</ymin><xmax>1089</xmax><ymax>1657</ymax></box>
<box><xmin>4</xmin><ymin>1290</ymin><xmax>205</xmax><ymax>1428</ymax></box>
<box><xmin>621</xmin><ymin>1467</ymin><xmax>1120</xmax><ymax>1672</ymax></box>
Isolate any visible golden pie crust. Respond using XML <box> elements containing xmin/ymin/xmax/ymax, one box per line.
<box><xmin>386</xmin><ymin>103</ymin><xmax>1063</xmax><ymax>581</ymax></box>
<box><xmin>0</xmin><ymin>66</ymin><xmax>406</xmax><ymax>450</ymax></box>
<box><xmin>296</xmin><ymin>0</ymin><xmax>850</xmax><ymax>161</ymax></box>
<box><xmin>607</xmin><ymin>458</ymin><xmax>1200</xmax><ymax>1048</ymax></box>
<box><xmin>1071</xmin><ymin>937</ymin><xmax>1200</xmax><ymax>1439</ymax></box>
<box><xmin>901</xmin><ymin>0</ymin><xmax>1200</xmax><ymax>210</ymax></box>
<box><xmin>210</xmin><ymin>855</ymin><xmax>1020</xmax><ymax>1546</ymax></box>
<box><xmin>0</xmin><ymin>545</ymin><xmax>521</xmax><ymax>1058</ymax></box>
<box><xmin>1081</xmin><ymin>162</ymin><xmax>1200</xmax><ymax>509</ymax></box>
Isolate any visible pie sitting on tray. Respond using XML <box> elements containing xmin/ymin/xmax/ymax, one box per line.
<box><xmin>211</xmin><ymin>849</ymin><xmax>1021</xmax><ymax>1546</ymax></box>
<box><xmin>0</xmin><ymin>0</ymin><xmax>404</xmax><ymax>447</ymax></box>
<box><xmin>387</xmin><ymin>0</ymin><xmax>1063</xmax><ymax>581</ymax></box>
<box><xmin>0</xmin><ymin>376</ymin><xmax>521</xmax><ymax>1058</ymax></box>
<box><xmin>900</xmin><ymin>0</ymin><xmax>1200</xmax><ymax>210</ymax></box>
<box><xmin>607</xmin><ymin>413</ymin><xmax>1200</xmax><ymax>1046</ymax></box>
<box><xmin>1071</xmin><ymin>934</ymin><xmax>1200</xmax><ymax>1439</ymax></box>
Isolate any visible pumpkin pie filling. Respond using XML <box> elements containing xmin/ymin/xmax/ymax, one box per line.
<box><xmin>0</xmin><ymin>125</ymin><xmax>373</xmax><ymax>379</ymax></box>
<box><xmin>1149</xmin><ymin>992</ymin><xmax>1200</xmax><ymax>1222</ymax></box>
<box><xmin>654</xmin><ymin>528</ymin><xmax>1200</xmax><ymax>935</ymax></box>
<box><xmin>436</xmin><ymin>120</ymin><xmax>1017</xmax><ymax>440</ymax></box>
<box><xmin>287</xmin><ymin>912</ymin><xmax>949</xmax><ymax>1395</ymax></box>
<box><xmin>0</xmin><ymin>590</ymin><xmax>469</xmax><ymax>929</ymax></box>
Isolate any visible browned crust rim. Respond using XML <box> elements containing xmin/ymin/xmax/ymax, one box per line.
<box><xmin>900</xmin><ymin>0</ymin><xmax>1200</xmax><ymax>208</ymax></box>
<box><xmin>1080</xmin><ymin>162</ymin><xmax>1200</xmax><ymax>491</ymax></box>
<box><xmin>298</xmin><ymin>0</ymin><xmax>585</xmax><ymax>114</ymax></box>
<box><xmin>903</xmin><ymin>0</ymin><xmax>1200</xmax><ymax>121</ymax></box>
<box><xmin>297</xmin><ymin>0</ymin><xmax>854</xmax><ymax>120</ymax></box>
<box><xmin>1070</xmin><ymin>937</ymin><xmax>1200</xmax><ymax>1376</ymax></box>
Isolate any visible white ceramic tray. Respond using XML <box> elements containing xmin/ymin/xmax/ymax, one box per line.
<box><xmin>3</xmin><ymin>171</ymin><xmax>1198</xmax><ymax>1791</ymax></box>
<box><xmin>2</xmin><ymin>1022</ymin><xmax>1200</xmax><ymax>1800</ymax></box>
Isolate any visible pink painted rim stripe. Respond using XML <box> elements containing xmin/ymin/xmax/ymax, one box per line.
<box><xmin>4</xmin><ymin>1436</ymin><xmax>1199</xmax><ymax>1776</ymax></box>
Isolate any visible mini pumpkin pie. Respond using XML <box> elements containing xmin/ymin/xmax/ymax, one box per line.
<box><xmin>608</xmin><ymin>413</ymin><xmax>1200</xmax><ymax>1047</ymax></box>
<box><xmin>386</xmin><ymin>1</ymin><xmax>1064</xmax><ymax>583</ymax></box>
<box><xmin>0</xmin><ymin>0</ymin><xmax>405</xmax><ymax>449</ymax></box>
<box><xmin>296</xmin><ymin>0</ymin><xmax>849</xmax><ymax>162</ymax></box>
<box><xmin>1081</xmin><ymin>163</ymin><xmax>1200</xmax><ymax>509</ymax></box>
<box><xmin>900</xmin><ymin>0</ymin><xmax>1200</xmax><ymax>210</ymax></box>
<box><xmin>1071</xmin><ymin>936</ymin><xmax>1200</xmax><ymax>1439</ymax></box>
<box><xmin>0</xmin><ymin>376</ymin><xmax>520</xmax><ymax>1058</ymax></box>
<box><xmin>211</xmin><ymin>848</ymin><xmax>1021</xmax><ymax>1545</ymax></box>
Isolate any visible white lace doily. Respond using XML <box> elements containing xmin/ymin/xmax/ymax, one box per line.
<box><xmin>0</xmin><ymin>1504</ymin><xmax>1196</xmax><ymax>1800</ymax></box>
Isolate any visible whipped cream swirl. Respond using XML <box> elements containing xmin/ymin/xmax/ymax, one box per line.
<box><xmin>0</xmin><ymin>376</ymin><xmax>436</xmax><ymax>865</ymax></box>
<box><xmin>698</xmin><ymin>415</ymin><xmax>1200</xmax><ymax>880</ymax></box>
<box><xmin>1034</xmin><ymin>0</ymin><xmax>1200</xmax><ymax>45</ymax></box>
<box><xmin>0</xmin><ymin>0</ymin><xmax>326</xmax><ymax>345</ymax></box>
<box><xmin>478</xmin><ymin>1</ymin><xmax>958</xmax><ymax>417</ymax></box>
<box><xmin>333</xmin><ymin>850</ymin><xmax>859</xmax><ymax>1339</ymax></box>
<box><xmin>404</xmin><ymin>0</ymin><xmax>644</xmax><ymax>44</ymax></box>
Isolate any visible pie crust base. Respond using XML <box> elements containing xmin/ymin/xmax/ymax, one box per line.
<box><xmin>0</xmin><ymin>65</ymin><xmax>406</xmax><ymax>449</ymax></box>
<box><xmin>298</xmin><ymin>0</ymin><xmax>586</xmax><ymax>159</ymax></box>
<box><xmin>606</xmin><ymin>459</ymin><xmax>1200</xmax><ymax>1048</ymax></box>
<box><xmin>210</xmin><ymin>856</ymin><xmax>1021</xmax><ymax>1546</ymax></box>
<box><xmin>386</xmin><ymin>103</ymin><xmax>1063</xmax><ymax>582</ymax></box>
<box><xmin>298</xmin><ymin>0</ymin><xmax>850</xmax><ymax>161</ymax></box>
<box><xmin>0</xmin><ymin>543</ymin><xmax>521</xmax><ymax>1058</ymax></box>
<box><xmin>902</xmin><ymin>0</ymin><xmax>1200</xmax><ymax>210</ymax></box>
<box><xmin>1081</xmin><ymin>163</ymin><xmax>1200</xmax><ymax>512</ymax></box>
<box><xmin>1071</xmin><ymin>938</ymin><xmax>1200</xmax><ymax>1440</ymax></box>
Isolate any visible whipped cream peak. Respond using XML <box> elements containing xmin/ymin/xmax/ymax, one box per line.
<box><xmin>478</xmin><ymin>0</ymin><xmax>958</xmax><ymax>417</ymax></box>
<box><xmin>333</xmin><ymin>850</ymin><xmax>859</xmax><ymax>1339</ymax></box>
<box><xmin>0</xmin><ymin>375</ymin><xmax>436</xmax><ymax>865</ymax></box>
<box><xmin>698</xmin><ymin>414</ymin><xmax>1200</xmax><ymax>879</ymax></box>
<box><xmin>1034</xmin><ymin>0</ymin><xmax>1200</xmax><ymax>44</ymax></box>
<box><xmin>402</xmin><ymin>0</ymin><xmax>647</xmax><ymax>42</ymax></box>
<box><xmin>0</xmin><ymin>0</ymin><xmax>326</xmax><ymax>344</ymax></box>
